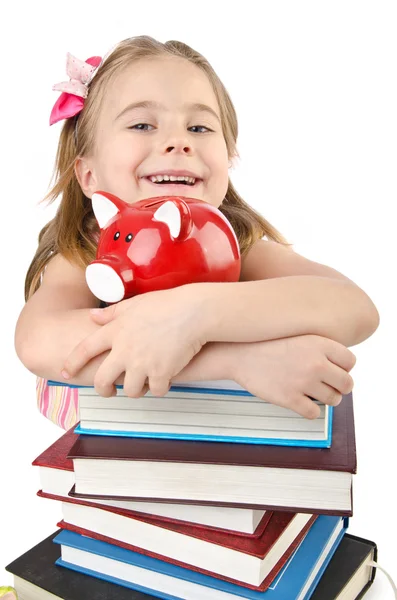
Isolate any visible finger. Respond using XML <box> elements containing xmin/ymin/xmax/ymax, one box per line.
<box><xmin>140</xmin><ymin>382</ymin><xmax>150</xmax><ymax>397</ymax></box>
<box><xmin>149</xmin><ymin>375</ymin><xmax>171</xmax><ymax>397</ymax></box>
<box><xmin>93</xmin><ymin>356</ymin><xmax>124</xmax><ymax>397</ymax></box>
<box><xmin>123</xmin><ymin>370</ymin><xmax>148</xmax><ymax>398</ymax></box>
<box><xmin>324</xmin><ymin>341</ymin><xmax>357</xmax><ymax>372</ymax></box>
<box><xmin>288</xmin><ymin>395</ymin><xmax>321</xmax><ymax>420</ymax></box>
<box><xmin>62</xmin><ymin>330</ymin><xmax>112</xmax><ymax>378</ymax></box>
<box><xmin>321</xmin><ymin>361</ymin><xmax>354</xmax><ymax>396</ymax></box>
<box><xmin>307</xmin><ymin>381</ymin><xmax>343</xmax><ymax>407</ymax></box>
<box><xmin>253</xmin><ymin>389</ymin><xmax>320</xmax><ymax>420</ymax></box>
<box><xmin>90</xmin><ymin>304</ymin><xmax>118</xmax><ymax>324</ymax></box>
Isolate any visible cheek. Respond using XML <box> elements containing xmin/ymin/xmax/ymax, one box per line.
<box><xmin>213</xmin><ymin>139</ymin><xmax>229</xmax><ymax>171</ymax></box>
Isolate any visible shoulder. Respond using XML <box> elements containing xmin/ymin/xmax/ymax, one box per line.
<box><xmin>240</xmin><ymin>238</ymin><xmax>354</xmax><ymax>282</ymax></box>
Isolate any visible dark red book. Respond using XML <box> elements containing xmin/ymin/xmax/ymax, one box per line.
<box><xmin>68</xmin><ymin>393</ymin><xmax>356</xmax><ymax>515</ymax></box>
<box><xmin>32</xmin><ymin>429</ymin><xmax>269</xmax><ymax>535</ymax></box>
<box><xmin>57</xmin><ymin>511</ymin><xmax>317</xmax><ymax>590</ymax></box>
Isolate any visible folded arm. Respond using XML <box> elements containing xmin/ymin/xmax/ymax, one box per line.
<box><xmin>14</xmin><ymin>254</ymin><xmax>233</xmax><ymax>386</ymax></box>
<box><xmin>195</xmin><ymin>240</ymin><xmax>379</xmax><ymax>348</ymax></box>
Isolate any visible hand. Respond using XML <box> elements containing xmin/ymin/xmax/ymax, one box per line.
<box><xmin>61</xmin><ymin>286</ymin><xmax>208</xmax><ymax>398</ymax></box>
<box><xmin>226</xmin><ymin>334</ymin><xmax>356</xmax><ymax>419</ymax></box>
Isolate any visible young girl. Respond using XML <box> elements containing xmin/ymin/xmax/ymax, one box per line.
<box><xmin>15</xmin><ymin>35</ymin><xmax>379</xmax><ymax>430</ymax></box>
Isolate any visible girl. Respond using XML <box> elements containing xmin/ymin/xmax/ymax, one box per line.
<box><xmin>15</xmin><ymin>35</ymin><xmax>379</xmax><ymax>430</ymax></box>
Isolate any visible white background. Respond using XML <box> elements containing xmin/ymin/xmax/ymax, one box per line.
<box><xmin>1</xmin><ymin>1</ymin><xmax>396</xmax><ymax>597</ymax></box>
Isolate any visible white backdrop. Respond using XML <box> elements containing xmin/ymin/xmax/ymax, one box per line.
<box><xmin>1</xmin><ymin>1</ymin><xmax>396</xmax><ymax>597</ymax></box>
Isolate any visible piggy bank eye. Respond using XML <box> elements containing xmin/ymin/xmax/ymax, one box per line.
<box><xmin>114</xmin><ymin>231</ymin><xmax>120</xmax><ymax>241</ymax></box>
<box><xmin>125</xmin><ymin>233</ymin><xmax>133</xmax><ymax>242</ymax></box>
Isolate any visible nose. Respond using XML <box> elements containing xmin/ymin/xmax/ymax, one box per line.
<box><xmin>165</xmin><ymin>141</ymin><xmax>192</xmax><ymax>154</ymax></box>
<box><xmin>166</xmin><ymin>145</ymin><xmax>191</xmax><ymax>154</ymax></box>
<box><xmin>163</xmin><ymin>128</ymin><xmax>193</xmax><ymax>155</ymax></box>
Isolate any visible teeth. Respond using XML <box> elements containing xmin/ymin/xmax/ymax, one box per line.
<box><xmin>149</xmin><ymin>174</ymin><xmax>196</xmax><ymax>185</ymax></box>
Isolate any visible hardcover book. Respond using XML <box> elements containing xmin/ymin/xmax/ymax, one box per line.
<box><xmin>57</xmin><ymin>506</ymin><xmax>316</xmax><ymax>588</ymax></box>
<box><xmin>48</xmin><ymin>379</ymin><xmax>334</xmax><ymax>448</ymax></box>
<box><xmin>53</xmin><ymin>516</ymin><xmax>347</xmax><ymax>599</ymax></box>
<box><xmin>68</xmin><ymin>393</ymin><xmax>356</xmax><ymax>515</ymax></box>
<box><xmin>310</xmin><ymin>534</ymin><xmax>377</xmax><ymax>599</ymax></box>
<box><xmin>32</xmin><ymin>427</ymin><xmax>268</xmax><ymax>534</ymax></box>
<box><xmin>6</xmin><ymin>529</ymin><xmax>376</xmax><ymax>600</ymax></box>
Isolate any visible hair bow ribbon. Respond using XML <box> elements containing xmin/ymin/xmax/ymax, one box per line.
<box><xmin>50</xmin><ymin>52</ymin><xmax>102</xmax><ymax>126</ymax></box>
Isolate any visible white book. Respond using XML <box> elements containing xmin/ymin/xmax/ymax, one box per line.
<box><xmin>73</xmin><ymin>381</ymin><xmax>331</xmax><ymax>447</ymax></box>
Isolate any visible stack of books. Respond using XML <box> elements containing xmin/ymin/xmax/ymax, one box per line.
<box><xmin>6</xmin><ymin>380</ymin><xmax>379</xmax><ymax>599</ymax></box>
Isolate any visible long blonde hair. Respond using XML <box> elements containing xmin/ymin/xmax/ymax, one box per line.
<box><xmin>25</xmin><ymin>35</ymin><xmax>291</xmax><ymax>301</ymax></box>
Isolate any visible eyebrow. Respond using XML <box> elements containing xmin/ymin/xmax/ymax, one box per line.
<box><xmin>115</xmin><ymin>100</ymin><xmax>221</xmax><ymax>124</ymax></box>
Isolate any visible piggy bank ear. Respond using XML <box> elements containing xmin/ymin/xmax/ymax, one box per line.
<box><xmin>92</xmin><ymin>192</ymin><xmax>120</xmax><ymax>229</ymax></box>
<box><xmin>153</xmin><ymin>198</ymin><xmax>192</xmax><ymax>240</ymax></box>
<box><xmin>153</xmin><ymin>200</ymin><xmax>182</xmax><ymax>238</ymax></box>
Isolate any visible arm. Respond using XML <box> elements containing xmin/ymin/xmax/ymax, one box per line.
<box><xmin>15</xmin><ymin>254</ymin><xmax>103</xmax><ymax>381</ymax></box>
<box><xmin>14</xmin><ymin>254</ymin><xmax>233</xmax><ymax>386</ymax></box>
<box><xmin>196</xmin><ymin>240</ymin><xmax>380</xmax><ymax>348</ymax></box>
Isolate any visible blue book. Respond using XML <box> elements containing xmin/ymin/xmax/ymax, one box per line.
<box><xmin>48</xmin><ymin>380</ymin><xmax>333</xmax><ymax>448</ymax></box>
<box><xmin>54</xmin><ymin>515</ymin><xmax>347</xmax><ymax>599</ymax></box>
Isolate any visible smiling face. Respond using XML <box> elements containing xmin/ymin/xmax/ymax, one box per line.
<box><xmin>76</xmin><ymin>57</ymin><xmax>230</xmax><ymax>209</ymax></box>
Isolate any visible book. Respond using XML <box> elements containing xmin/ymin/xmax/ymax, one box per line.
<box><xmin>4</xmin><ymin>529</ymin><xmax>380</xmax><ymax>600</ymax></box>
<box><xmin>68</xmin><ymin>392</ymin><xmax>356</xmax><ymax>515</ymax></box>
<box><xmin>311</xmin><ymin>534</ymin><xmax>377</xmax><ymax>599</ymax></box>
<box><xmin>6</xmin><ymin>530</ymin><xmax>156</xmax><ymax>600</ymax></box>
<box><xmin>8</xmin><ymin>527</ymin><xmax>380</xmax><ymax>600</ymax></box>
<box><xmin>32</xmin><ymin>427</ymin><xmax>268</xmax><ymax>534</ymax></box>
<box><xmin>53</xmin><ymin>515</ymin><xmax>347</xmax><ymax>599</ymax></box>
<box><xmin>49</xmin><ymin>379</ymin><xmax>333</xmax><ymax>448</ymax></box>
<box><xmin>58</xmin><ymin>503</ymin><xmax>316</xmax><ymax>588</ymax></box>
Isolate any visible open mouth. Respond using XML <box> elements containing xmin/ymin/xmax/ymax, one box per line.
<box><xmin>144</xmin><ymin>177</ymin><xmax>202</xmax><ymax>190</ymax></box>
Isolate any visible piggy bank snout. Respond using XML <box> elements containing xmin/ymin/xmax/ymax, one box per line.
<box><xmin>86</xmin><ymin>262</ymin><xmax>130</xmax><ymax>303</ymax></box>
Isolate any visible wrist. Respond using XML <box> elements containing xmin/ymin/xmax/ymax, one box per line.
<box><xmin>171</xmin><ymin>341</ymin><xmax>237</xmax><ymax>383</ymax></box>
<box><xmin>183</xmin><ymin>282</ymin><xmax>224</xmax><ymax>344</ymax></box>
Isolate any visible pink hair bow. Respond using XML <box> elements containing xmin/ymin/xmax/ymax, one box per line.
<box><xmin>50</xmin><ymin>53</ymin><xmax>102</xmax><ymax>126</ymax></box>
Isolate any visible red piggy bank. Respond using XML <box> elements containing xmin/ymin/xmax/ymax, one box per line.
<box><xmin>86</xmin><ymin>192</ymin><xmax>241</xmax><ymax>303</ymax></box>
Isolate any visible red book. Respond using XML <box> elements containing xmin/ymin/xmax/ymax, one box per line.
<box><xmin>32</xmin><ymin>428</ymin><xmax>269</xmax><ymax>535</ymax></box>
<box><xmin>68</xmin><ymin>393</ymin><xmax>356</xmax><ymax>515</ymax></box>
<box><xmin>57</xmin><ymin>509</ymin><xmax>317</xmax><ymax>590</ymax></box>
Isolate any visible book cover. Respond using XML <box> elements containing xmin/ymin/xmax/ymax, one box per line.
<box><xmin>310</xmin><ymin>534</ymin><xmax>377</xmax><ymax>599</ymax></box>
<box><xmin>32</xmin><ymin>427</ymin><xmax>77</xmax><ymax>472</ymax></box>
<box><xmin>49</xmin><ymin>379</ymin><xmax>255</xmax><ymax>395</ymax></box>
<box><xmin>6</xmin><ymin>530</ymin><xmax>155</xmax><ymax>600</ymax></box>
<box><xmin>73</xmin><ymin>422</ymin><xmax>333</xmax><ymax>448</ymax></box>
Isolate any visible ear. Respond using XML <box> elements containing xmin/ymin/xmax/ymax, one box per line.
<box><xmin>75</xmin><ymin>156</ymin><xmax>99</xmax><ymax>199</ymax></box>
<box><xmin>92</xmin><ymin>192</ymin><xmax>120</xmax><ymax>229</ymax></box>
<box><xmin>153</xmin><ymin>200</ymin><xmax>181</xmax><ymax>238</ymax></box>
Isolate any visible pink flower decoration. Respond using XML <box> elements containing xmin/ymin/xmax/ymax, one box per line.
<box><xmin>50</xmin><ymin>53</ymin><xmax>102</xmax><ymax>126</ymax></box>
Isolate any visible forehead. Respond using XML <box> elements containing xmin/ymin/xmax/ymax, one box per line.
<box><xmin>103</xmin><ymin>57</ymin><xmax>219</xmax><ymax>120</ymax></box>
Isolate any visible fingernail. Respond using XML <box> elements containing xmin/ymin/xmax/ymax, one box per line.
<box><xmin>61</xmin><ymin>370</ymin><xmax>70</xmax><ymax>380</ymax></box>
<box><xmin>90</xmin><ymin>309</ymin><xmax>103</xmax><ymax>314</ymax></box>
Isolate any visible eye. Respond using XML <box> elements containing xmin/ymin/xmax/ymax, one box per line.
<box><xmin>189</xmin><ymin>125</ymin><xmax>213</xmax><ymax>133</ymax></box>
<box><xmin>128</xmin><ymin>123</ymin><xmax>213</xmax><ymax>133</ymax></box>
<box><xmin>125</xmin><ymin>233</ymin><xmax>133</xmax><ymax>242</ymax></box>
<box><xmin>128</xmin><ymin>123</ymin><xmax>154</xmax><ymax>131</ymax></box>
<box><xmin>114</xmin><ymin>231</ymin><xmax>120</xmax><ymax>240</ymax></box>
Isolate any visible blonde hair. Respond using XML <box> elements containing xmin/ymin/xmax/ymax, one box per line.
<box><xmin>25</xmin><ymin>35</ymin><xmax>291</xmax><ymax>301</ymax></box>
